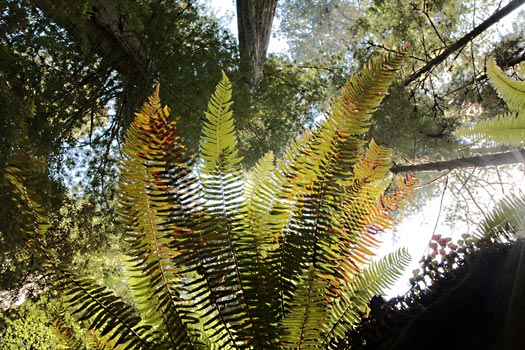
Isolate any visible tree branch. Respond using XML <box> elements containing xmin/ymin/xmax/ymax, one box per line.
<box><xmin>403</xmin><ymin>0</ymin><xmax>525</xmax><ymax>86</ymax></box>
<box><xmin>391</xmin><ymin>149</ymin><xmax>525</xmax><ymax>173</ymax></box>
<box><xmin>33</xmin><ymin>0</ymin><xmax>156</xmax><ymax>85</ymax></box>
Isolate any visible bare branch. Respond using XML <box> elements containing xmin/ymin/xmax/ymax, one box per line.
<box><xmin>403</xmin><ymin>0</ymin><xmax>525</xmax><ymax>86</ymax></box>
<box><xmin>392</xmin><ymin>149</ymin><xmax>525</xmax><ymax>173</ymax></box>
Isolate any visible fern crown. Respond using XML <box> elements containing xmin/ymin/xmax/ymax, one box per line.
<box><xmin>40</xmin><ymin>49</ymin><xmax>419</xmax><ymax>349</ymax></box>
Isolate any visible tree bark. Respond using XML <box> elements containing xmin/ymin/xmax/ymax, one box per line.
<box><xmin>391</xmin><ymin>149</ymin><xmax>525</xmax><ymax>173</ymax></box>
<box><xmin>236</xmin><ymin>0</ymin><xmax>278</xmax><ymax>96</ymax></box>
<box><xmin>32</xmin><ymin>0</ymin><xmax>156</xmax><ymax>119</ymax></box>
<box><xmin>403</xmin><ymin>0</ymin><xmax>525</xmax><ymax>86</ymax></box>
<box><xmin>34</xmin><ymin>0</ymin><xmax>155</xmax><ymax>82</ymax></box>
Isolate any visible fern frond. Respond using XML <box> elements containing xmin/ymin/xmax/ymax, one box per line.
<box><xmin>353</xmin><ymin>139</ymin><xmax>393</xmax><ymax>182</ymax></box>
<box><xmin>456</xmin><ymin>111</ymin><xmax>525</xmax><ymax>146</ymax></box>
<box><xmin>118</xmin><ymin>84</ymin><xmax>210</xmax><ymax>348</ymax></box>
<box><xmin>5</xmin><ymin>151</ymin><xmax>49</xmax><ymax>243</ymax></box>
<box><xmin>476</xmin><ymin>192</ymin><xmax>525</xmax><ymax>242</ymax></box>
<box><xmin>197</xmin><ymin>73</ymin><xmax>270</xmax><ymax>348</ymax></box>
<box><xmin>199</xmin><ymin>71</ymin><xmax>242</xmax><ymax>176</ymax></box>
<box><xmin>252</xmin><ymin>47</ymin><xmax>417</xmax><ymax>347</ymax></box>
<box><xmin>270</xmin><ymin>49</ymin><xmax>410</xmax><ymax>318</ymax></box>
<box><xmin>486</xmin><ymin>58</ymin><xmax>525</xmax><ymax>111</ymax></box>
<box><xmin>48</xmin><ymin>264</ymin><xmax>155</xmax><ymax>350</ymax></box>
<box><xmin>242</xmin><ymin>152</ymin><xmax>284</xmax><ymax>343</ymax></box>
<box><xmin>456</xmin><ymin>58</ymin><xmax>525</xmax><ymax>146</ymax></box>
<box><xmin>322</xmin><ymin>248</ymin><xmax>411</xmax><ymax>349</ymax></box>
<box><xmin>280</xmin><ymin>266</ymin><xmax>328</xmax><ymax>349</ymax></box>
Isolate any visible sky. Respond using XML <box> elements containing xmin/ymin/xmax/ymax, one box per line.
<box><xmin>206</xmin><ymin>0</ymin><xmax>525</xmax><ymax>296</ymax></box>
<box><xmin>207</xmin><ymin>0</ymin><xmax>522</xmax><ymax>55</ymax></box>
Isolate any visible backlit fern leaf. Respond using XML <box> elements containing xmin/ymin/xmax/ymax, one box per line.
<box><xmin>486</xmin><ymin>58</ymin><xmax>525</xmax><ymax>111</ymax></box>
<box><xmin>456</xmin><ymin>58</ymin><xmax>525</xmax><ymax>146</ymax></box>
<box><xmin>48</xmin><ymin>265</ymin><xmax>155</xmax><ymax>350</ymax></box>
<box><xmin>456</xmin><ymin>111</ymin><xmax>525</xmax><ymax>146</ymax></box>
<box><xmin>476</xmin><ymin>192</ymin><xmax>525</xmax><ymax>242</ymax></box>
<box><xmin>322</xmin><ymin>248</ymin><xmax>411</xmax><ymax>349</ymax></box>
<box><xmin>29</xmin><ymin>48</ymin><xmax>419</xmax><ymax>349</ymax></box>
<box><xmin>267</xmin><ymin>49</ymin><xmax>415</xmax><ymax>345</ymax></box>
<box><xmin>5</xmin><ymin>150</ymin><xmax>49</xmax><ymax>244</ymax></box>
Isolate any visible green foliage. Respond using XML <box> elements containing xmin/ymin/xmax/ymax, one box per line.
<box><xmin>369</xmin><ymin>84</ymin><xmax>459</xmax><ymax>160</ymax></box>
<box><xmin>277</xmin><ymin>0</ymin><xmax>361</xmax><ymax>66</ymax></box>
<box><xmin>0</xmin><ymin>0</ymin><xmax>112</xmax><ymax>158</ymax></box>
<box><xmin>487</xmin><ymin>58</ymin><xmax>525</xmax><ymax>111</ymax></box>
<box><xmin>18</xmin><ymin>49</ymin><xmax>419</xmax><ymax>349</ymax></box>
<box><xmin>0</xmin><ymin>146</ymin><xmax>115</xmax><ymax>292</ymax></box>
<box><xmin>0</xmin><ymin>291</ymin><xmax>121</xmax><ymax>350</ymax></box>
<box><xmin>235</xmin><ymin>56</ymin><xmax>331</xmax><ymax>165</ymax></box>
<box><xmin>0</xmin><ymin>294</ymin><xmax>62</xmax><ymax>349</ymax></box>
<box><xmin>476</xmin><ymin>193</ymin><xmax>525</xmax><ymax>242</ymax></box>
<box><xmin>1</xmin><ymin>148</ymin><xmax>49</xmax><ymax>290</ymax></box>
<box><xmin>456</xmin><ymin>58</ymin><xmax>525</xmax><ymax>146</ymax></box>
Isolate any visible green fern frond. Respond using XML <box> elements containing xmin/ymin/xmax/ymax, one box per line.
<box><xmin>244</xmin><ymin>151</ymin><xmax>276</xmax><ymax>242</ymax></box>
<box><xmin>280</xmin><ymin>266</ymin><xmax>328</xmax><ymax>349</ymax></box>
<box><xmin>353</xmin><ymin>139</ymin><xmax>393</xmax><ymax>182</ymax></box>
<box><xmin>274</xmin><ymin>47</ymin><xmax>410</xmax><ymax>305</ymax></box>
<box><xmin>456</xmin><ymin>58</ymin><xmax>525</xmax><ymax>146</ymax></box>
<box><xmin>456</xmin><ymin>111</ymin><xmax>525</xmax><ymax>146</ymax></box>
<box><xmin>320</xmin><ymin>248</ymin><xmax>411</xmax><ymax>349</ymax></box>
<box><xmin>5</xmin><ymin>151</ymin><xmax>49</xmax><ymax>242</ymax></box>
<box><xmin>118</xmin><ymin>84</ymin><xmax>208</xmax><ymax>348</ymax></box>
<box><xmin>259</xmin><ymin>48</ymin><xmax>416</xmax><ymax>348</ymax></box>
<box><xmin>476</xmin><ymin>193</ymin><xmax>525</xmax><ymax>242</ymax></box>
<box><xmin>198</xmin><ymin>73</ymin><xmax>278</xmax><ymax>348</ymax></box>
<box><xmin>199</xmin><ymin>71</ymin><xmax>242</xmax><ymax>175</ymax></box>
<box><xmin>50</xmin><ymin>267</ymin><xmax>155</xmax><ymax>349</ymax></box>
<box><xmin>486</xmin><ymin>58</ymin><xmax>525</xmax><ymax>111</ymax></box>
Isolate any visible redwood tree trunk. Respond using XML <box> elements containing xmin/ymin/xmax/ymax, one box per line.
<box><xmin>236</xmin><ymin>0</ymin><xmax>278</xmax><ymax>97</ymax></box>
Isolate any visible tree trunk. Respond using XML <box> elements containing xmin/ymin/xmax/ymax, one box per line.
<box><xmin>236</xmin><ymin>0</ymin><xmax>278</xmax><ymax>97</ymax></box>
<box><xmin>403</xmin><ymin>0</ymin><xmax>525</xmax><ymax>86</ymax></box>
<box><xmin>32</xmin><ymin>0</ymin><xmax>156</xmax><ymax>120</ymax></box>
<box><xmin>391</xmin><ymin>149</ymin><xmax>525</xmax><ymax>173</ymax></box>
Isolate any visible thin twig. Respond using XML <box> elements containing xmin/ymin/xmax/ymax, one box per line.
<box><xmin>432</xmin><ymin>176</ymin><xmax>448</xmax><ymax>235</ymax></box>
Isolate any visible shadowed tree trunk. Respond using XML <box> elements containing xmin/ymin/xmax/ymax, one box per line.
<box><xmin>32</xmin><ymin>0</ymin><xmax>157</xmax><ymax>122</ymax></box>
<box><xmin>342</xmin><ymin>240</ymin><xmax>525</xmax><ymax>350</ymax></box>
<box><xmin>236</xmin><ymin>0</ymin><xmax>278</xmax><ymax>98</ymax></box>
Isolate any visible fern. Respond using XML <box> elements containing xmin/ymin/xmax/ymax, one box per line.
<box><xmin>322</xmin><ymin>248</ymin><xmax>411</xmax><ymax>349</ymax></box>
<box><xmin>456</xmin><ymin>111</ymin><xmax>525</xmax><ymax>146</ymax></box>
<box><xmin>49</xmin><ymin>265</ymin><xmax>155</xmax><ymax>349</ymax></box>
<box><xmin>486</xmin><ymin>58</ymin><xmax>525</xmax><ymax>111</ymax></box>
<box><xmin>456</xmin><ymin>58</ymin><xmax>525</xmax><ymax>146</ymax></box>
<box><xmin>5</xmin><ymin>150</ymin><xmax>49</xmax><ymax>244</ymax></box>
<box><xmin>11</xmin><ymin>49</ymin><xmax>421</xmax><ymax>349</ymax></box>
<box><xmin>476</xmin><ymin>192</ymin><xmax>525</xmax><ymax>242</ymax></box>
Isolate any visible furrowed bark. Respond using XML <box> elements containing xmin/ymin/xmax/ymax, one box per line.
<box><xmin>236</xmin><ymin>0</ymin><xmax>278</xmax><ymax>97</ymax></box>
